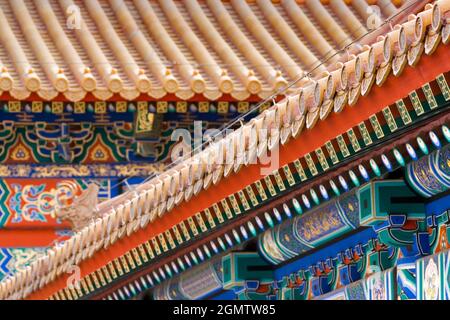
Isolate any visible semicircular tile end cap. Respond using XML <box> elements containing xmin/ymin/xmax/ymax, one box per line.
<box><xmin>442</xmin><ymin>23</ymin><xmax>450</xmax><ymax>44</ymax></box>
<box><xmin>413</xmin><ymin>15</ymin><xmax>428</xmax><ymax>47</ymax></box>
<box><xmin>219</xmin><ymin>70</ymin><xmax>234</xmax><ymax>94</ymax></box>
<box><xmin>319</xmin><ymin>99</ymin><xmax>333</xmax><ymax>121</ymax></box>
<box><xmin>313</xmin><ymin>78</ymin><xmax>327</xmax><ymax>108</ymax></box>
<box><xmin>280</xmin><ymin>126</ymin><xmax>292</xmax><ymax>145</ymax></box>
<box><xmin>246</xmin><ymin>76</ymin><xmax>262</xmax><ymax>95</ymax></box>
<box><xmin>407</xmin><ymin>42</ymin><xmax>424</xmax><ymax>67</ymax></box>
<box><xmin>137</xmin><ymin>72</ymin><xmax>152</xmax><ymax>93</ymax></box>
<box><xmin>306</xmin><ymin>109</ymin><xmax>320</xmax><ymax>130</ymax></box>
<box><xmin>348</xmin><ymin>84</ymin><xmax>361</xmax><ymax>106</ymax></box>
<box><xmin>0</xmin><ymin>74</ymin><xmax>13</xmax><ymax>91</ymax></box>
<box><xmin>55</xmin><ymin>73</ymin><xmax>69</xmax><ymax>93</ymax></box>
<box><xmin>203</xmin><ymin>173</ymin><xmax>213</xmax><ymax>190</ymax></box>
<box><xmin>375</xmin><ymin>63</ymin><xmax>392</xmax><ymax>86</ymax></box>
<box><xmin>81</xmin><ymin>71</ymin><xmax>97</xmax><ymax>92</ymax></box>
<box><xmin>25</xmin><ymin>73</ymin><xmax>41</xmax><ymax>92</ymax></box>
<box><xmin>431</xmin><ymin>3</ymin><xmax>443</xmax><ymax>33</ymax></box>
<box><xmin>291</xmin><ymin>115</ymin><xmax>305</xmax><ymax>139</ymax></box>
<box><xmin>191</xmin><ymin>70</ymin><xmax>206</xmax><ymax>94</ymax></box>
<box><xmin>163</xmin><ymin>69</ymin><xmax>179</xmax><ymax>93</ymax></box>
<box><xmin>333</xmin><ymin>91</ymin><xmax>348</xmax><ymax>114</ymax></box>
<box><xmin>107</xmin><ymin>70</ymin><xmax>123</xmax><ymax>93</ymax></box>
<box><xmin>424</xmin><ymin>32</ymin><xmax>442</xmax><ymax>55</ymax></box>
<box><xmin>392</xmin><ymin>54</ymin><xmax>407</xmax><ymax>77</ymax></box>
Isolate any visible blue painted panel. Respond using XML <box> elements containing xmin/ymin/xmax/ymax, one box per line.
<box><xmin>273</xmin><ymin>228</ymin><xmax>376</xmax><ymax>280</ymax></box>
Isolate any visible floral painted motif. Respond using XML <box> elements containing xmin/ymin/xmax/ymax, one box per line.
<box><xmin>406</xmin><ymin>146</ymin><xmax>450</xmax><ymax>197</ymax></box>
<box><xmin>3</xmin><ymin>179</ymin><xmax>114</xmax><ymax>225</ymax></box>
<box><xmin>10</xmin><ymin>183</ymin><xmax>50</xmax><ymax>222</ymax></box>
<box><xmin>9</xmin><ymin>181</ymin><xmax>79</xmax><ymax>223</ymax></box>
<box><xmin>424</xmin><ymin>258</ymin><xmax>439</xmax><ymax>300</ymax></box>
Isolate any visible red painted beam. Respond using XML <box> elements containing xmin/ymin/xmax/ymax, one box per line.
<box><xmin>26</xmin><ymin>44</ymin><xmax>450</xmax><ymax>300</ymax></box>
<box><xmin>0</xmin><ymin>229</ymin><xmax>68</xmax><ymax>247</ymax></box>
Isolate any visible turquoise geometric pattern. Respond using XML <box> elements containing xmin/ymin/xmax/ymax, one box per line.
<box><xmin>397</xmin><ymin>263</ymin><xmax>417</xmax><ymax>300</ymax></box>
<box><xmin>0</xmin><ymin>180</ymin><xmax>10</xmax><ymax>227</ymax></box>
<box><xmin>0</xmin><ymin>247</ymin><xmax>48</xmax><ymax>281</ymax></box>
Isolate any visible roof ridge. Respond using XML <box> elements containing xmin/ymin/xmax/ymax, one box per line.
<box><xmin>0</xmin><ymin>0</ymin><xmax>404</xmax><ymax>101</ymax></box>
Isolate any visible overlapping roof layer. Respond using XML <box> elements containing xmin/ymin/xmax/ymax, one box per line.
<box><xmin>0</xmin><ymin>0</ymin><xmax>404</xmax><ymax>101</ymax></box>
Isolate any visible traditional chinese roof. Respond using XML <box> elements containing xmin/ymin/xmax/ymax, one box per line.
<box><xmin>0</xmin><ymin>0</ymin><xmax>406</xmax><ymax>101</ymax></box>
<box><xmin>2</xmin><ymin>0</ymin><xmax>450</xmax><ymax>299</ymax></box>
